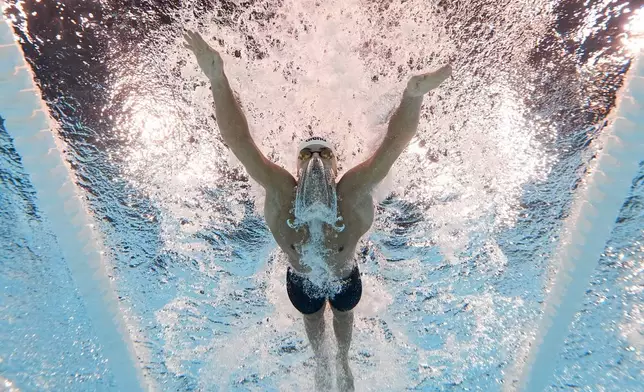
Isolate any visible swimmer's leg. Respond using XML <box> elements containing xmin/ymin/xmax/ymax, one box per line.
<box><xmin>331</xmin><ymin>307</ymin><xmax>355</xmax><ymax>392</ymax></box>
<box><xmin>303</xmin><ymin>304</ymin><xmax>332</xmax><ymax>391</ymax></box>
<box><xmin>328</xmin><ymin>267</ymin><xmax>361</xmax><ymax>391</ymax></box>
<box><xmin>303</xmin><ymin>303</ymin><xmax>327</xmax><ymax>359</ymax></box>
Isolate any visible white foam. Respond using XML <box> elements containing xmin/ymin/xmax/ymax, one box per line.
<box><xmin>125</xmin><ymin>0</ymin><xmax>552</xmax><ymax>273</ymax></box>
<box><xmin>103</xmin><ymin>0</ymin><xmax>565</xmax><ymax>388</ymax></box>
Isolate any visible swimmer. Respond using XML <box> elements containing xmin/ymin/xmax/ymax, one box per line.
<box><xmin>184</xmin><ymin>29</ymin><xmax>451</xmax><ymax>391</ymax></box>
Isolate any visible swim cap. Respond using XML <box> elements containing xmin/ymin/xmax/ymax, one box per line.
<box><xmin>298</xmin><ymin>136</ymin><xmax>335</xmax><ymax>153</ymax></box>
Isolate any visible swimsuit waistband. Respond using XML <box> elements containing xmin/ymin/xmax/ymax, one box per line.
<box><xmin>288</xmin><ymin>265</ymin><xmax>358</xmax><ymax>282</ymax></box>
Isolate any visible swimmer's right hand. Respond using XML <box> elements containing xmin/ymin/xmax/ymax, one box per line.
<box><xmin>183</xmin><ymin>29</ymin><xmax>225</xmax><ymax>81</ymax></box>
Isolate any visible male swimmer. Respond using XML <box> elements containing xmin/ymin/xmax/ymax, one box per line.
<box><xmin>184</xmin><ymin>29</ymin><xmax>451</xmax><ymax>391</ymax></box>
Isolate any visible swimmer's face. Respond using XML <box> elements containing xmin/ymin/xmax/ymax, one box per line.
<box><xmin>293</xmin><ymin>143</ymin><xmax>340</xmax><ymax>227</ymax></box>
<box><xmin>297</xmin><ymin>146</ymin><xmax>338</xmax><ymax>178</ymax></box>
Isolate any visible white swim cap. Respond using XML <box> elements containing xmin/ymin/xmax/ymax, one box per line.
<box><xmin>298</xmin><ymin>136</ymin><xmax>335</xmax><ymax>153</ymax></box>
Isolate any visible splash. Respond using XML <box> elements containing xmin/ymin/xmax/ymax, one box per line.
<box><xmin>99</xmin><ymin>0</ymin><xmax>630</xmax><ymax>389</ymax></box>
<box><xmin>288</xmin><ymin>154</ymin><xmax>344</xmax><ymax>231</ymax></box>
<box><xmin>112</xmin><ymin>0</ymin><xmax>554</xmax><ymax>389</ymax></box>
<box><xmin>288</xmin><ymin>153</ymin><xmax>347</xmax><ymax>292</ymax></box>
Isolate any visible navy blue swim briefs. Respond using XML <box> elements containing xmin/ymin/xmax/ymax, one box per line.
<box><xmin>286</xmin><ymin>266</ymin><xmax>362</xmax><ymax>314</ymax></box>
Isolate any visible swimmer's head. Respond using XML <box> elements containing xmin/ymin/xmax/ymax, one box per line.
<box><xmin>290</xmin><ymin>136</ymin><xmax>343</xmax><ymax>230</ymax></box>
<box><xmin>296</xmin><ymin>137</ymin><xmax>338</xmax><ymax>178</ymax></box>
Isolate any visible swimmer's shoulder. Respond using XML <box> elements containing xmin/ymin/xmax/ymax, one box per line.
<box><xmin>261</xmin><ymin>166</ymin><xmax>296</xmax><ymax>202</ymax></box>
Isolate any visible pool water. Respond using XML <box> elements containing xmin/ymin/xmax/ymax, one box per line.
<box><xmin>1</xmin><ymin>0</ymin><xmax>642</xmax><ymax>391</ymax></box>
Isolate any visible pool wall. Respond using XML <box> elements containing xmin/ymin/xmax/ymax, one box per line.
<box><xmin>0</xmin><ymin>15</ymin><xmax>147</xmax><ymax>392</ymax></box>
<box><xmin>514</xmin><ymin>52</ymin><xmax>644</xmax><ymax>391</ymax></box>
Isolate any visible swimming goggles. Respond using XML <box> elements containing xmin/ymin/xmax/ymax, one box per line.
<box><xmin>298</xmin><ymin>147</ymin><xmax>334</xmax><ymax>160</ymax></box>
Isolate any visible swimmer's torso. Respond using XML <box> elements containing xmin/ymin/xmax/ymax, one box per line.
<box><xmin>264</xmin><ymin>176</ymin><xmax>374</xmax><ymax>279</ymax></box>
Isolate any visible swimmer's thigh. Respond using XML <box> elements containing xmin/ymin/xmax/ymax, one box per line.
<box><xmin>286</xmin><ymin>267</ymin><xmax>326</xmax><ymax>315</ymax></box>
<box><xmin>329</xmin><ymin>266</ymin><xmax>362</xmax><ymax>312</ymax></box>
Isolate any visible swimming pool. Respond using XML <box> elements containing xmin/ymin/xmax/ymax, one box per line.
<box><xmin>1</xmin><ymin>0</ymin><xmax>642</xmax><ymax>391</ymax></box>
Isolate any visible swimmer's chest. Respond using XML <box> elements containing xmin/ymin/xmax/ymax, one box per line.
<box><xmin>264</xmin><ymin>191</ymin><xmax>374</xmax><ymax>257</ymax></box>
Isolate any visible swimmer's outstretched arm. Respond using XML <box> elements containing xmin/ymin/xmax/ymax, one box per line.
<box><xmin>183</xmin><ymin>30</ymin><xmax>294</xmax><ymax>189</ymax></box>
<box><xmin>338</xmin><ymin>65</ymin><xmax>452</xmax><ymax>195</ymax></box>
